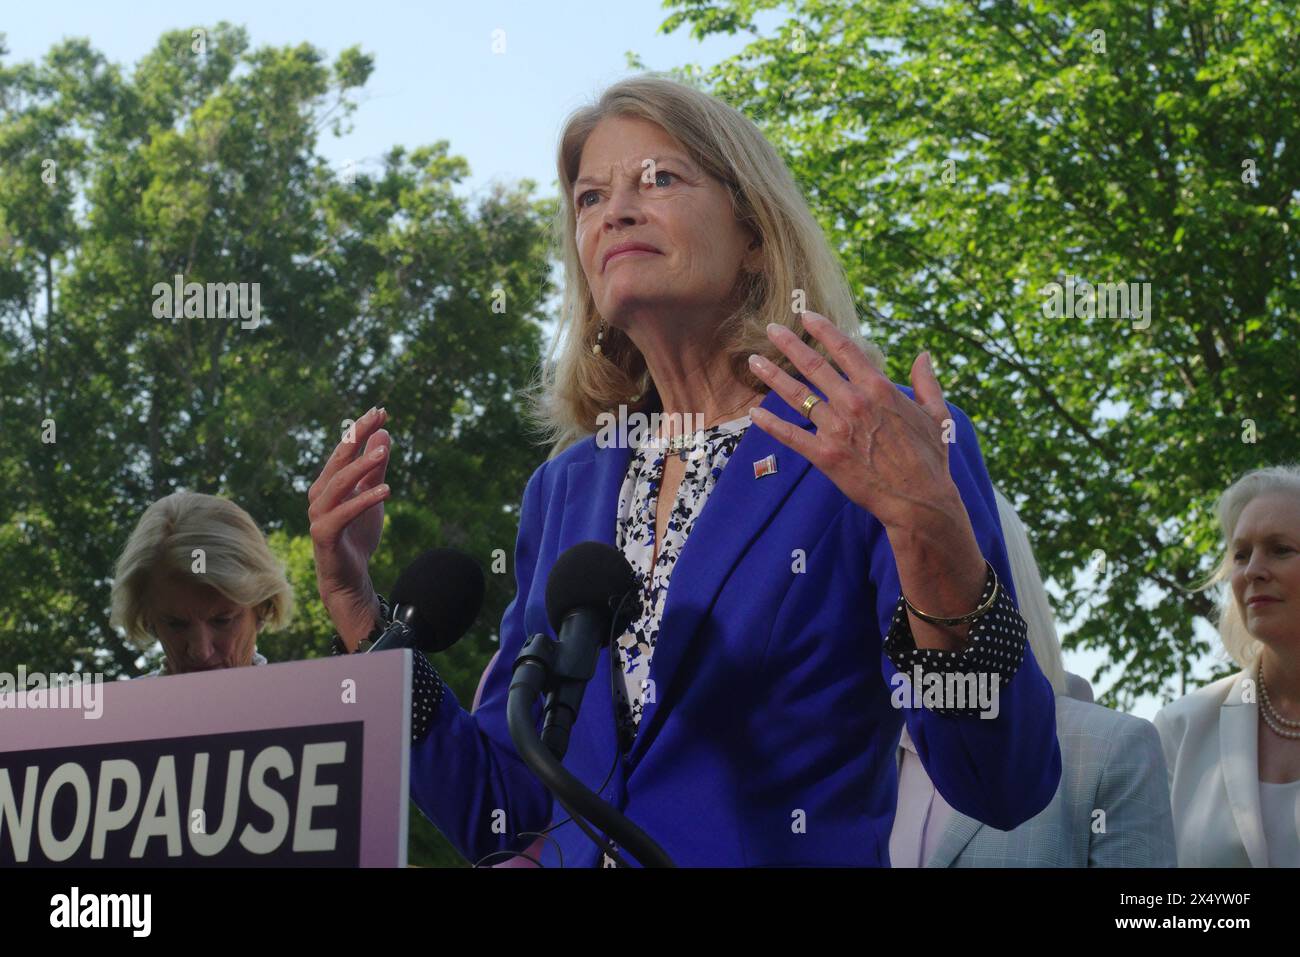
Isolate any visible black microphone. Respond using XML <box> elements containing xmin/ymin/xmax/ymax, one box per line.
<box><xmin>539</xmin><ymin>542</ymin><xmax>640</xmax><ymax>759</ymax></box>
<box><xmin>368</xmin><ymin>548</ymin><xmax>485</xmax><ymax>654</ymax></box>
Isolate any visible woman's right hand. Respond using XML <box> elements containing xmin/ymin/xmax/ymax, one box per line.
<box><xmin>308</xmin><ymin>406</ymin><xmax>393</xmax><ymax>650</ymax></box>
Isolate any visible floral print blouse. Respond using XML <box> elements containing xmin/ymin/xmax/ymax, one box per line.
<box><xmin>611</xmin><ymin>414</ymin><xmax>752</xmax><ymax>752</ymax></box>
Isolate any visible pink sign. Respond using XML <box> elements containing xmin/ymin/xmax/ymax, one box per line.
<box><xmin>0</xmin><ymin>652</ymin><xmax>411</xmax><ymax>867</ymax></box>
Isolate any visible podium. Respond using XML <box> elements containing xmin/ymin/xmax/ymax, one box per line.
<box><xmin>0</xmin><ymin>652</ymin><xmax>411</xmax><ymax>866</ymax></box>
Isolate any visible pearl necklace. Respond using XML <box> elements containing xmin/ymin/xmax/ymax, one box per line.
<box><xmin>1258</xmin><ymin>660</ymin><xmax>1300</xmax><ymax>739</ymax></box>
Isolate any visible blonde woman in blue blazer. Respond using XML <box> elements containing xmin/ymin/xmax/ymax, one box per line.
<box><xmin>311</xmin><ymin>75</ymin><xmax>1062</xmax><ymax>866</ymax></box>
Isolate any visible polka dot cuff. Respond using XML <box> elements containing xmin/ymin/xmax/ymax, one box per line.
<box><xmin>881</xmin><ymin>568</ymin><xmax>1028</xmax><ymax>718</ymax></box>
<box><xmin>409</xmin><ymin>651</ymin><xmax>447</xmax><ymax>744</ymax></box>
<box><xmin>329</xmin><ymin>624</ymin><xmax>447</xmax><ymax>744</ymax></box>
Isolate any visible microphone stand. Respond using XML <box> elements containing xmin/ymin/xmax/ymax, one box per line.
<box><xmin>507</xmin><ymin>633</ymin><xmax>675</xmax><ymax>868</ymax></box>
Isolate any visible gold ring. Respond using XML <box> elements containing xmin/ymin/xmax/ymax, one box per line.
<box><xmin>800</xmin><ymin>393</ymin><xmax>822</xmax><ymax>417</ymax></box>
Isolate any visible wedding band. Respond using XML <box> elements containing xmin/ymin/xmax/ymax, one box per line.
<box><xmin>800</xmin><ymin>393</ymin><xmax>822</xmax><ymax>417</ymax></box>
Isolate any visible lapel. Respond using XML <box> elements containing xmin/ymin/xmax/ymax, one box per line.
<box><xmin>923</xmin><ymin>693</ymin><xmax>1081</xmax><ymax>867</ymax></box>
<box><xmin>558</xmin><ymin>377</ymin><xmax>824</xmax><ymax>769</ymax></box>
<box><xmin>926</xmin><ymin>814</ymin><xmax>983</xmax><ymax>868</ymax></box>
<box><xmin>557</xmin><ymin>440</ymin><xmax>629</xmax><ymax>774</ymax></box>
<box><xmin>901</xmin><ymin>724</ymin><xmax>984</xmax><ymax>868</ymax></box>
<box><xmin>1219</xmin><ymin>671</ymin><xmax>1268</xmax><ymax>867</ymax></box>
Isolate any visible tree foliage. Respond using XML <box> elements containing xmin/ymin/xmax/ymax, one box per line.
<box><xmin>661</xmin><ymin>0</ymin><xmax>1300</xmax><ymax>708</ymax></box>
<box><xmin>0</xmin><ymin>25</ymin><xmax>556</xmax><ymax>865</ymax></box>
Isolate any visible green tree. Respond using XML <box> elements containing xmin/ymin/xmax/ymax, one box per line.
<box><xmin>0</xmin><ymin>25</ymin><xmax>556</xmax><ymax>866</ymax></box>
<box><xmin>660</xmin><ymin>0</ymin><xmax>1299</xmax><ymax>708</ymax></box>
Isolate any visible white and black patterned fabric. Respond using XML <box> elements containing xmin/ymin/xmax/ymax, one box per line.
<box><xmin>611</xmin><ymin>415</ymin><xmax>751</xmax><ymax>752</ymax></box>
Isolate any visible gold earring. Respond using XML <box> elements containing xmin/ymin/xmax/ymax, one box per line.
<box><xmin>593</xmin><ymin>319</ymin><xmax>606</xmax><ymax>355</ymax></box>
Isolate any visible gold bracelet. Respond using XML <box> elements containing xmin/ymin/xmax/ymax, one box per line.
<box><xmin>903</xmin><ymin>561</ymin><xmax>999</xmax><ymax>627</ymax></box>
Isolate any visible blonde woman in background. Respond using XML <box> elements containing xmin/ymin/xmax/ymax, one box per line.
<box><xmin>110</xmin><ymin>491</ymin><xmax>294</xmax><ymax>676</ymax></box>
<box><xmin>1154</xmin><ymin>465</ymin><xmax>1300</xmax><ymax>866</ymax></box>
<box><xmin>890</xmin><ymin>488</ymin><xmax>1176</xmax><ymax>867</ymax></box>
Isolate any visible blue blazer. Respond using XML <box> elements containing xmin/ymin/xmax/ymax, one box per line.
<box><xmin>410</xmin><ymin>380</ymin><xmax>1061</xmax><ymax>866</ymax></box>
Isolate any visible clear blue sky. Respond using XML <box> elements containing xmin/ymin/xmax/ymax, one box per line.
<box><xmin>1</xmin><ymin>0</ymin><xmax>787</xmax><ymax>203</ymax></box>
<box><xmin>5</xmin><ymin>1</ymin><xmax>1210</xmax><ymax>718</ymax></box>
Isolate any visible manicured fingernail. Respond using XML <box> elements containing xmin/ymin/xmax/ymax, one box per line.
<box><xmin>372</xmin><ymin>446</ymin><xmax>386</xmax><ymax>459</ymax></box>
<box><xmin>766</xmin><ymin>322</ymin><xmax>782</xmax><ymax>336</ymax></box>
<box><xmin>748</xmin><ymin>354</ymin><xmax>769</xmax><ymax>372</ymax></box>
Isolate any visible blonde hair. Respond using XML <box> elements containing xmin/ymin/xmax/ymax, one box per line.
<box><xmin>523</xmin><ymin>72</ymin><xmax>883</xmax><ymax>457</ymax></box>
<box><xmin>1197</xmin><ymin>464</ymin><xmax>1300</xmax><ymax>670</ymax></box>
<box><xmin>110</xmin><ymin>491</ymin><xmax>294</xmax><ymax>649</ymax></box>
<box><xmin>993</xmin><ymin>489</ymin><xmax>1067</xmax><ymax>696</ymax></box>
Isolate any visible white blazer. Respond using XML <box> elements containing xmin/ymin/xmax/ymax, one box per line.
<box><xmin>1152</xmin><ymin>670</ymin><xmax>1270</xmax><ymax>867</ymax></box>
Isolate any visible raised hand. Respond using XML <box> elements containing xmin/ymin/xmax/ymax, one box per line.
<box><xmin>746</xmin><ymin>311</ymin><xmax>956</xmax><ymax>531</ymax></box>
<box><xmin>308</xmin><ymin>406</ymin><xmax>393</xmax><ymax>650</ymax></box>
<box><xmin>747</xmin><ymin>311</ymin><xmax>986</xmax><ymax>648</ymax></box>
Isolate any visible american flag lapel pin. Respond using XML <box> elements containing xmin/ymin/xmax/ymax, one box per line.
<box><xmin>753</xmin><ymin>453</ymin><xmax>778</xmax><ymax>479</ymax></box>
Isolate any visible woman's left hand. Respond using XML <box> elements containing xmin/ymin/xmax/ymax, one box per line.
<box><xmin>746</xmin><ymin>311</ymin><xmax>961</xmax><ymax>534</ymax></box>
